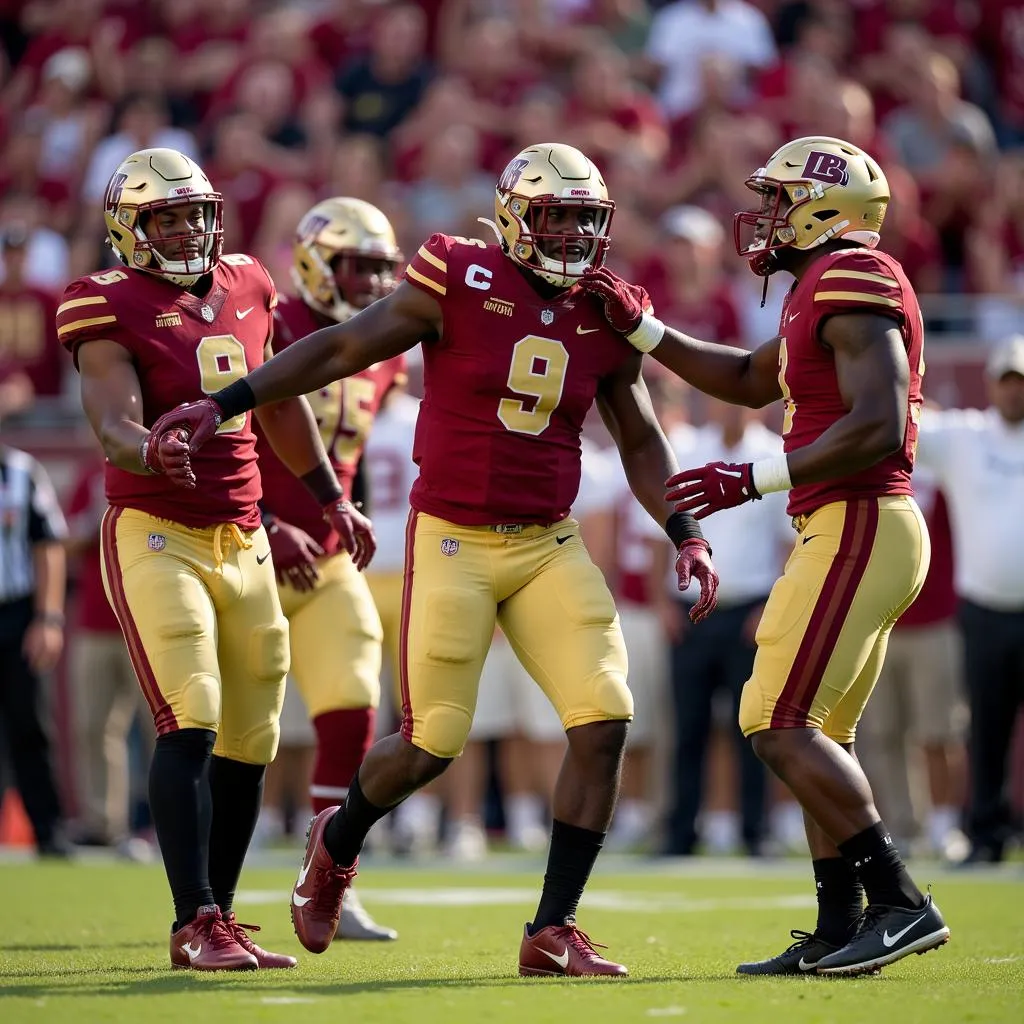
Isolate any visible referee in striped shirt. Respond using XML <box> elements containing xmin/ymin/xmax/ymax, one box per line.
<box><xmin>0</xmin><ymin>440</ymin><xmax>72</xmax><ymax>856</ymax></box>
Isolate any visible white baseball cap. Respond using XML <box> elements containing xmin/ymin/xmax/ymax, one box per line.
<box><xmin>660</xmin><ymin>205</ymin><xmax>724</xmax><ymax>246</ymax></box>
<box><xmin>986</xmin><ymin>335</ymin><xmax>1024</xmax><ymax>380</ymax></box>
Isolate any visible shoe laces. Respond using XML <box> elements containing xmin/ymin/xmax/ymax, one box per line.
<box><xmin>195</xmin><ymin>910</ymin><xmax>243</xmax><ymax>952</ymax></box>
<box><xmin>312</xmin><ymin>862</ymin><xmax>357</xmax><ymax>915</ymax></box>
<box><xmin>556</xmin><ymin>920</ymin><xmax>607</xmax><ymax>961</ymax></box>
<box><xmin>223</xmin><ymin>913</ymin><xmax>262</xmax><ymax>950</ymax></box>
<box><xmin>783</xmin><ymin>929</ymin><xmax>816</xmax><ymax>954</ymax></box>
<box><xmin>851</xmin><ymin>904</ymin><xmax>889</xmax><ymax>936</ymax></box>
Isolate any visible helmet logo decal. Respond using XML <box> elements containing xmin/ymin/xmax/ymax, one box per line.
<box><xmin>105</xmin><ymin>172</ymin><xmax>128</xmax><ymax>211</ymax></box>
<box><xmin>498</xmin><ymin>158</ymin><xmax>530</xmax><ymax>192</ymax></box>
<box><xmin>801</xmin><ymin>151</ymin><xmax>850</xmax><ymax>186</ymax></box>
<box><xmin>298</xmin><ymin>213</ymin><xmax>330</xmax><ymax>241</ymax></box>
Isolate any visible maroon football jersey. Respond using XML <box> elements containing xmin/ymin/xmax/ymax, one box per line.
<box><xmin>57</xmin><ymin>256</ymin><xmax>277</xmax><ymax>529</ymax></box>
<box><xmin>404</xmin><ymin>233</ymin><xmax>639</xmax><ymax>525</ymax></box>
<box><xmin>256</xmin><ymin>295</ymin><xmax>407</xmax><ymax>553</ymax></box>
<box><xmin>777</xmin><ymin>247</ymin><xmax>925</xmax><ymax>517</ymax></box>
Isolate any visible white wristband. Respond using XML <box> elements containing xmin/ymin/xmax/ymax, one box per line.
<box><xmin>751</xmin><ymin>455</ymin><xmax>792</xmax><ymax>495</ymax></box>
<box><xmin>625</xmin><ymin>312</ymin><xmax>665</xmax><ymax>353</ymax></box>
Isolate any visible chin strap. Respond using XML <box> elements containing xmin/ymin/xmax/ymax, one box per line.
<box><xmin>476</xmin><ymin>217</ymin><xmax>502</xmax><ymax>243</ymax></box>
<box><xmin>760</xmin><ymin>274</ymin><xmax>769</xmax><ymax>309</ymax></box>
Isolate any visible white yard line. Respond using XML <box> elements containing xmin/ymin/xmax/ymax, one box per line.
<box><xmin>237</xmin><ymin>886</ymin><xmax>817</xmax><ymax>913</ymax></box>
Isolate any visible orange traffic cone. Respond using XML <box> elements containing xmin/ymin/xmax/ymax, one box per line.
<box><xmin>0</xmin><ymin>789</ymin><xmax>35</xmax><ymax>847</ymax></box>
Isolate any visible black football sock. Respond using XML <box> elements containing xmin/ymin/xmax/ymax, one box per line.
<box><xmin>323</xmin><ymin>772</ymin><xmax>390</xmax><ymax>867</ymax></box>
<box><xmin>208</xmin><ymin>756</ymin><xmax>266</xmax><ymax>916</ymax></box>
<box><xmin>812</xmin><ymin>856</ymin><xmax>864</xmax><ymax>945</ymax></box>
<box><xmin>148</xmin><ymin>728</ymin><xmax>216</xmax><ymax>928</ymax></box>
<box><xmin>838</xmin><ymin>821</ymin><xmax>924</xmax><ymax>910</ymax></box>
<box><xmin>529</xmin><ymin>819</ymin><xmax>606</xmax><ymax>933</ymax></box>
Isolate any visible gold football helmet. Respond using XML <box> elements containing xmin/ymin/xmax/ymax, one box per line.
<box><xmin>494</xmin><ymin>142</ymin><xmax>614</xmax><ymax>288</ymax></box>
<box><xmin>103</xmin><ymin>148</ymin><xmax>223</xmax><ymax>287</ymax></box>
<box><xmin>734</xmin><ymin>136</ymin><xmax>889</xmax><ymax>276</ymax></box>
<box><xmin>292</xmin><ymin>197</ymin><xmax>402</xmax><ymax>322</ymax></box>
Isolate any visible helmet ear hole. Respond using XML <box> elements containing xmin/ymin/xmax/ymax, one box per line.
<box><xmin>812</xmin><ymin>209</ymin><xmax>839</xmax><ymax>222</ymax></box>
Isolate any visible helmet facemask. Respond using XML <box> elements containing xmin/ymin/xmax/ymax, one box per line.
<box><xmin>111</xmin><ymin>195</ymin><xmax>224</xmax><ymax>287</ymax></box>
<box><xmin>734</xmin><ymin>177</ymin><xmax>816</xmax><ymax>277</ymax></box>
<box><xmin>501</xmin><ymin>194</ymin><xmax>613</xmax><ymax>288</ymax></box>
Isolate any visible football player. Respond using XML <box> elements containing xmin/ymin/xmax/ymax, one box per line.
<box><xmin>58</xmin><ymin>148</ymin><xmax>374</xmax><ymax>971</ymax></box>
<box><xmin>254</xmin><ymin>197</ymin><xmax>404</xmax><ymax>941</ymax></box>
<box><xmin>581</xmin><ymin>136</ymin><xmax>949</xmax><ymax>976</ymax></box>
<box><xmin>149</xmin><ymin>142</ymin><xmax>720</xmax><ymax>978</ymax></box>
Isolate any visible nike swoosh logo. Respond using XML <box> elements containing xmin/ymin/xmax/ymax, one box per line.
<box><xmin>183</xmin><ymin>942</ymin><xmax>202</xmax><ymax>961</ymax></box>
<box><xmin>256</xmin><ymin>552</ymin><xmax>271</xmax><ymax>565</ymax></box>
<box><xmin>540</xmin><ymin>946</ymin><xmax>570</xmax><ymax>969</ymax></box>
<box><xmin>556</xmin><ymin>535</ymin><xmax>572</xmax><ymax>545</ymax></box>
<box><xmin>883</xmin><ymin>912</ymin><xmax>927</xmax><ymax>948</ymax></box>
<box><xmin>292</xmin><ymin>858</ymin><xmax>313</xmax><ymax>907</ymax></box>
<box><xmin>801</xmin><ymin>535</ymin><xmax>819</xmax><ymax>545</ymax></box>
<box><xmin>576</xmin><ymin>325</ymin><xmax>600</xmax><ymax>335</ymax></box>
<box><xmin>236</xmin><ymin>306</ymin><xmax>255</xmax><ymax>319</ymax></box>
<box><xmin>797</xmin><ymin>957</ymin><xmax>817</xmax><ymax>972</ymax></box>
<box><xmin>788</xmin><ymin>312</ymin><xmax>800</xmax><ymax>323</ymax></box>
<box><xmin>718</xmin><ymin>468</ymin><xmax>744</xmax><ymax>478</ymax></box>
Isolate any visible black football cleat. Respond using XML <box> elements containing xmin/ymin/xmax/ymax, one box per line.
<box><xmin>816</xmin><ymin>895</ymin><xmax>949</xmax><ymax>976</ymax></box>
<box><xmin>737</xmin><ymin>929</ymin><xmax>844</xmax><ymax>976</ymax></box>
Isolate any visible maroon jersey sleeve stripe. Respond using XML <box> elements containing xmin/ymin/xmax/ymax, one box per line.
<box><xmin>770</xmin><ymin>499</ymin><xmax>880</xmax><ymax>728</ymax></box>
<box><xmin>398</xmin><ymin>509</ymin><xmax>418</xmax><ymax>744</ymax></box>
<box><xmin>101</xmin><ymin>507</ymin><xmax>178</xmax><ymax>734</ymax></box>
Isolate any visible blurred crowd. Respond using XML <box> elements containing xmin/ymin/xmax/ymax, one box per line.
<box><xmin>1</xmin><ymin>0</ymin><xmax>1023</xmax><ymax>864</ymax></box>
<box><xmin>4</xmin><ymin>0</ymin><xmax>1024</xmax><ymax>421</ymax></box>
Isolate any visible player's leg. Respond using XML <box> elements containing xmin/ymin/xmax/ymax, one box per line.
<box><xmin>740</xmin><ymin>498</ymin><xmax>947</xmax><ymax>974</ymax></box>
<box><xmin>101</xmin><ymin>509</ymin><xmax>257</xmax><ymax>970</ymax></box>
<box><xmin>498</xmin><ymin>521</ymin><xmax>630</xmax><ymax>976</ymax></box>
<box><xmin>284</xmin><ymin>553</ymin><xmax>383</xmax><ymax>814</ymax></box>
<box><xmin>293</xmin><ymin>514</ymin><xmax>496</xmax><ymax>954</ymax></box>
<box><xmin>207</xmin><ymin>525</ymin><xmax>295</xmax><ymax>967</ymax></box>
<box><xmin>283</xmin><ymin>553</ymin><xmax>397</xmax><ymax>940</ymax></box>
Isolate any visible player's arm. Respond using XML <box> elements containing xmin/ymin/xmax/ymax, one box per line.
<box><xmin>255</xmin><ymin>395</ymin><xmax>338</xmax><ymax>490</ymax></box>
<box><xmin>786</xmin><ymin>312</ymin><xmax>909</xmax><ymax>484</ymax></box>
<box><xmin>232</xmin><ymin>283</ymin><xmax>437</xmax><ymax>414</ymax></box>
<box><xmin>581</xmin><ymin>266</ymin><xmax>783</xmax><ymax>407</ymax></box>
<box><xmin>597</xmin><ymin>356</ymin><xmax>719</xmax><ymax>622</ymax></box>
<box><xmin>76</xmin><ymin>339</ymin><xmax>189</xmax><ymax>480</ymax></box>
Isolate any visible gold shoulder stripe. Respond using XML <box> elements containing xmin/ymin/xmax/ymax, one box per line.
<box><xmin>406</xmin><ymin>265</ymin><xmax>446</xmax><ymax>296</ymax></box>
<box><xmin>57</xmin><ymin>295</ymin><xmax>108</xmax><ymax>315</ymax></box>
<box><xmin>820</xmin><ymin>268</ymin><xmax>898</xmax><ymax>286</ymax></box>
<box><xmin>57</xmin><ymin>314</ymin><xmax>118</xmax><ymax>338</ymax></box>
<box><xmin>416</xmin><ymin>246</ymin><xmax>447</xmax><ymax>274</ymax></box>
<box><xmin>814</xmin><ymin>290</ymin><xmax>901</xmax><ymax>308</ymax></box>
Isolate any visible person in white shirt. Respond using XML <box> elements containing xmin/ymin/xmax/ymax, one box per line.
<box><xmin>914</xmin><ymin>336</ymin><xmax>1024</xmax><ymax>864</ymax></box>
<box><xmin>643</xmin><ymin>0</ymin><xmax>777</xmax><ymax>120</ymax></box>
<box><xmin>643</xmin><ymin>399</ymin><xmax>791</xmax><ymax>855</ymax></box>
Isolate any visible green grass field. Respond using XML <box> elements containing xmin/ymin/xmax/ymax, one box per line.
<box><xmin>1</xmin><ymin>853</ymin><xmax>1021</xmax><ymax>1024</ymax></box>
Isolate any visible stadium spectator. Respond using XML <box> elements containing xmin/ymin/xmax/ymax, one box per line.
<box><xmin>915</xmin><ymin>337</ymin><xmax>1024</xmax><ymax>865</ymax></box>
<box><xmin>0</xmin><ymin>225</ymin><xmax>66</xmax><ymax>416</ymax></box>
<box><xmin>642</xmin><ymin>0</ymin><xmax>777</xmax><ymax>121</ymax></box>
<box><xmin>335</xmin><ymin>3</ymin><xmax>433</xmax><ymax>138</ymax></box>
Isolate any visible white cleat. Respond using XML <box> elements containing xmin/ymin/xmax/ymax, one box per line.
<box><xmin>335</xmin><ymin>886</ymin><xmax>398</xmax><ymax>941</ymax></box>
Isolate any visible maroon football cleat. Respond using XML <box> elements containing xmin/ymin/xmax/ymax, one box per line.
<box><xmin>291</xmin><ymin>808</ymin><xmax>358</xmax><ymax>953</ymax></box>
<box><xmin>519</xmin><ymin>917</ymin><xmax>628</xmax><ymax>977</ymax></box>
<box><xmin>169</xmin><ymin>905</ymin><xmax>258</xmax><ymax>971</ymax></box>
<box><xmin>223</xmin><ymin>912</ymin><xmax>298</xmax><ymax>968</ymax></box>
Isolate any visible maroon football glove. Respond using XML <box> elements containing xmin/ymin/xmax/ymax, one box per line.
<box><xmin>149</xmin><ymin>398</ymin><xmax>224</xmax><ymax>455</ymax></box>
<box><xmin>142</xmin><ymin>428</ymin><xmax>196</xmax><ymax>489</ymax></box>
<box><xmin>265</xmin><ymin>517</ymin><xmax>324</xmax><ymax>592</ymax></box>
<box><xmin>675</xmin><ymin>538</ymin><xmax>719</xmax><ymax>624</ymax></box>
<box><xmin>580</xmin><ymin>267</ymin><xmax>647</xmax><ymax>335</ymax></box>
<box><xmin>666</xmin><ymin>461</ymin><xmax>761</xmax><ymax>520</ymax></box>
<box><xmin>322</xmin><ymin>499</ymin><xmax>376</xmax><ymax>571</ymax></box>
